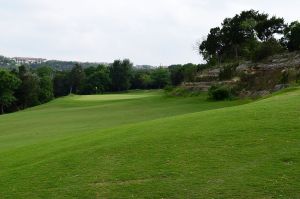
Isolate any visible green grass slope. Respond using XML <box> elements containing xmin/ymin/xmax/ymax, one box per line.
<box><xmin>0</xmin><ymin>90</ymin><xmax>299</xmax><ymax>198</ymax></box>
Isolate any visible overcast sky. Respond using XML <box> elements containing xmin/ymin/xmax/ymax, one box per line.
<box><xmin>0</xmin><ymin>0</ymin><xmax>299</xmax><ymax>65</ymax></box>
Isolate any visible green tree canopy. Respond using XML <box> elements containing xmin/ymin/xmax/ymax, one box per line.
<box><xmin>0</xmin><ymin>69</ymin><xmax>21</xmax><ymax>114</ymax></box>
<box><xmin>69</xmin><ymin>63</ymin><xmax>86</xmax><ymax>94</ymax></box>
<box><xmin>283</xmin><ymin>21</ymin><xmax>300</xmax><ymax>51</ymax></box>
<box><xmin>109</xmin><ymin>59</ymin><xmax>133</xmax><ymax>91</ymax></box>
<box><xmin>199</xmin><ymin>10</ymin><xmax>287</xmax><ymax>64</ymax></box>
<box><xmin>83</xmin><ymin>65</ymin><xmax>111</xmax><ymax>94</ymax></box>
<box><xmin>15</xmin><ymin>66</ymin><xmax>40</xmax><ymax>109</ymax></box>
<box><xmin>150</xmin><ymin>67</ymin><xmax>170</xmax><ymax>89</ymax></box>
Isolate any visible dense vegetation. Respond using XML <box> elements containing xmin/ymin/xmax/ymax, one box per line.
<box><xmin>199</xmin><ymin>10</ymin><xmax>300</xmax><ymax>65</ymax></box>
<box><xmin>0</xmin><ymin>89</ymin><xmax>300</xmax><ymax>198</ymax></box>
<box><xmin>0</xmin><ymin>60</ymin><xmax>203</xmax><ymax>114</ymax></box>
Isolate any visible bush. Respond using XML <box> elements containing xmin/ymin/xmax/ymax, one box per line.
<box><xmin>219</xmin><ymin>63</ymin><xmax>238</xmax><ymax>80</ymax></box>
<box><xmin>164</xmin><ymin>85</ymin><xmax>174</xmax><ymax>92</ymax></box>
<box><xmin>208</xmin><ymin>85</ymin><xmax>234</xmax><ymax>100</ymax></box>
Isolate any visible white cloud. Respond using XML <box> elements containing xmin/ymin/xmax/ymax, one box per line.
<box><xmin>0</xmin><ymin>0</ymin><xmax>299</xmax><ymax>65</ymax></box>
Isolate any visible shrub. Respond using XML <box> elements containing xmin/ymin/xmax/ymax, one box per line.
<box><xmin>208</xmin><ymin>85</ymin><xmax>234</xmax><ymax>100</ymax></box>
<box><xmin>219</xmin><ymin>63</ymin><xmax>238</xmax><ymax>80</ymax></box>
<box><xmin>164</xmin><ymin>85</ymin><xmax>174</xmax><ymax>92</ymax></box>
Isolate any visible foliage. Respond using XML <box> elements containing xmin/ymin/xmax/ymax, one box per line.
<box><xmin>131</xmin><ymin>68</ymin><xmax>152</xmax><ymax>89</ymax></box>
<box><xmin>150</xmin><ymin>67</ymin><xmax>170</xmax><ymax>88</ymax></box>
<box><xmin>15</xmin><ymin>65</ymin><xmax>40</xmax><ymax>109</ymax></box>
<box><xmin>208</xmin><ymin>84</ymin><xmax>235</xmax><ymax>100</ymax></box>
<box><xmin>252</xmin><ymin>38</ymin><xmax>285</xmax><ymax>62</ymax></box>
<box><xmin>255</xmin><ymin>16</ymin><xmax>285</xmax><ymax>41</ymax></box>
<box><xmin>199</xmin><ymin>27</ymin><xmax>223</xmax><ymax>64</ymax></box>
<box><xmin>283</xmin><ymin>21</ymin><xmax>300</xmax><ymax>51</ymax></box>
<box><xmin>83</xmin><ymin>65</ymin><xmax>111</xmax><ymax>94</ymax></box>
<box><xmin>199</xmin><ymin>10</ymin><xmax>287</xmax><ymax>65</ymax></box>
<box><xmin>182</xmin><ymin>63</ymin><xmax>198</xmax><ymax>82</ymax></box>
<box><xmin>0</xmin><ymin>59</ymin><xmax>208</xmax><ymax>114</ymax></box>
<box><xmin>69</xmin><ymin>63</ymin><xmax>86</xmax><ymax>94</ymax></box>
<box><xmin>168</xmin><ymin>65</ymin><xmax>184</xmax><ymax>86</ymax></box>
<box><xmin>219</xmin><ymin>63</ymin><xmax>238</xmax><ymax>80</ymax></box>
<box><xmin>37</xmin><ymin>67</ymin><xmax>54</xmax><ymax>103</ymax></box>
<box><xmin>168</xmin><ymin>63</ymin><xmax>199</xmax><ymax>86</ymax></box>
<box><xmin>109</xmin><ymin>59</ymin><xmax>133</xmax><ymax>91</ymax></box>
<box><xmin>39</xmin><ymin>76</ymin><xmax>54</xmax><ymax>103</ymax></box>
<box><xmin>0</xmin><ymin>55</ymin><xmax>16</xmax><ymax>68</ymax></box>
<box><xmin>53</xmin><ymin>71</ymin><xmax>70</xmax><ymax>97</ymax></box>
<box><xmin>0</xmin><ymin>69</ymin><xmax>20</xmax><ymax>113</ymax></box>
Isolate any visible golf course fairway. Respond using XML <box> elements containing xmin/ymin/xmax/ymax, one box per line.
<box><xmin>0</xmin><ymin>90</ymin><xmax>299</xmax><ymax>198</ymax></box>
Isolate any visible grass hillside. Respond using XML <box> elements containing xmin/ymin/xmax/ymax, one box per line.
<box><xmin>0</xmin><ymin>90</ymin><xmax>299</xmax><ymax>198</ymax></box>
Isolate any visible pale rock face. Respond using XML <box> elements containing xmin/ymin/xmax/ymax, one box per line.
<box><xmin>192</xmin><ymin>52</ymin><xmax>300</xmax><ymax>95</ymax></box>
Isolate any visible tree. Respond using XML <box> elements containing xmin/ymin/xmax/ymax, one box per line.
<box><xmin>182</xmin><ymin>63</ymin><xmax>198</xmax><ymax>82</ymax></box>
<box><xmin>0</xmin><ymin>69</ymin><xmax>21</xmax><ymax>114</ymax></box>
<box><xmin>255</xmin><ymin>16</ymin><xmax>285</xmax><ymax>42</ymax></box>
<box><xmin>38</xmin><ymin>76</ymin><xmax>54</xmax><ymax>103</ymax></box>
<box><xmin>36</xmin><ymin>66</ymin><xmax>54</xmax><ymax>78</ymax></box>
<box><xmin>109</xmin><ymin>59</ymin><xmax>133</xmax><ymax>91</ymax></box>
<box><xmin>252</xmin><ymin>38</ymin><xmax>285</xmax><ymax>62</ymax></box>
<box><xmin>139</xmin><ymin>73</ymin><xmax>152</xmax><ymax>89</ymax></box>
<box><xmin>283</xmin><ymin>21</ymin><xmax>300</xmax><ymax>51</ymax></box>
<box><xmin>168</xmin><ymin>65</ymin><xmax>184</xmax><ymax>86</ymax></box>
<box><xmin>53</xmin><ymin>71</ymin><xmax>70</xmax><ymax>97</ymax></box>
<box><xmin>36</xmin><ymin>67</ymin><xmax>54</xmax><ymax>103</ymax></box>
<box><xmin>199</xmin><ymin>27</ymin><xmax>223</xmax><ymax>65</ymax></box>
<box><xmin>199</xmin><ymin>10</ymin><xmax>287</xmax><ymax>64</ymax></box>
<box><xmin>84</xmin><ymin>66</ymin><xmax>97</xmax><ymax>77</ymax></box>
<box><xmin>83</xmin><ymin>65</ymin><xmax>111</xmax><ymax>94</ymax></box>
<box><xmin>69</xmin><ymin>63</ymin><xmax>86</xmax><ymax>94</ymax></box>
<box><xmin>15</xmin><ymin>65</ymin><xmax>40</xmax><ymax>109</ymax></box>
<box><xmin>150</xmin><ymin>67</ymin><xmax>170</xmax><ymax>89</ymax></box>
<box><xmin>131</xmin><ymin>68</ymin><xmax>153</xmax><ymax>89</ymax></box>
<box><xmin>221</xmin><ymin>10</ymin><xmax>267</xmax><ymax>60</ymax></box>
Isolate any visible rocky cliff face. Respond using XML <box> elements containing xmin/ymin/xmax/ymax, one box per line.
<box><xmin>182</xmin><ymin>52</ymin><xmax>300</xmax><ymax>97</ymax></box>
<box><xmin>237</xmin><ymin>52</ymin><xmax>300</xmax><ymax>93</ymax></box>
<box><xmin>236</xmin><ymin>53</ymin><xmax>300</xmax><ymax>72</ymax></box>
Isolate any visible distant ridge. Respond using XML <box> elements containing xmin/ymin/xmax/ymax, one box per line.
<box><xmin>0</xmin><ymin>55</ymin><xmax>153</xmax><ymax>70</ymax></box>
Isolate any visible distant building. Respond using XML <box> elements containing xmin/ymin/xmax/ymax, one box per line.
<box><xmin>12</xmin><ymin>57</ymin><xmax>47</xmax><ymax>65</ymax></box>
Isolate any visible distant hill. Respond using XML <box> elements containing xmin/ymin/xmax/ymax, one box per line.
<box><xmin>0</xmin><ymin>55</ymin><xmax>109</xmax><ymax>70</ymax></box>
<box><xmin>0</xmin><ymin>55</ymin><xmax>153</xmax><ymax>70</ymax></box>
<box><xmin>30</xmin><ymin>60</ymin><xmax>110</xmax><ymax>71</ymax></box>
<box><xmin>0</xmin><ymin>55</ymin><xmax>16</xmax><ymax>68</ymax></box>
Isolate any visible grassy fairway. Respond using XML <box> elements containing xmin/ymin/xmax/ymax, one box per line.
<box><xmin>0</xmin><ymin>90</ymin><xmax>299</xmax><ymax>198</ymax></box>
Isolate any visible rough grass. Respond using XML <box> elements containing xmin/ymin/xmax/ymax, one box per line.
<box><xmin>0</xmin><ymin>90</ymin><xmax>299</xmax><ymax>198</ymax></box>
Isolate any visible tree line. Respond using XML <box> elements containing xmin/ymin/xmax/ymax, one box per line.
<box><xmin>0</xmin><ymin>59</ymin><xmax>202</xmax><ymax>114</ymax></box>
<box><xmin>199</xmin><ymin>10</ymin><xmax>300</xmax><ymax>65</ymax></box>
